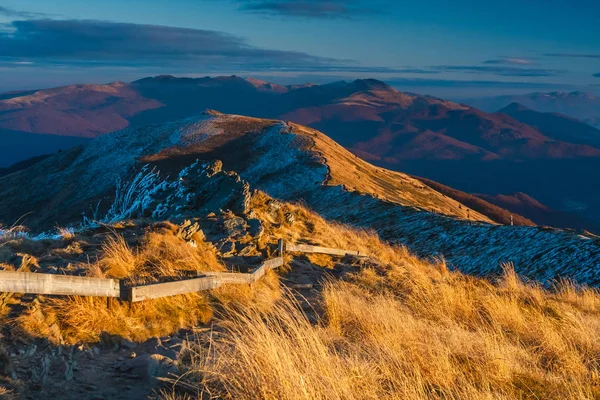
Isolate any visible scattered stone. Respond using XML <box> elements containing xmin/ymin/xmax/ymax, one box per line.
<box><xmin>177</xmin><ymin>220</ymin><xmax>204</xmax><ymax>242</ymax></box>
<box><xmin>221</xmin><ymin>217</ymin><xmax>246</xmax><ymax>238</ymax></box>
<box><xmin>218</xmin><ymin>241</ymin><xmax>236</xmax><ymax>256</ymax></box>
<box><xmin>247</xmin><ymin>218</ymin><xmax>264</xmax><ymax>239</ymax></box>
<box><xmin>117</xmin><ymin>354</ymin><xmax>179</xmax><ymax>383</ymax></box>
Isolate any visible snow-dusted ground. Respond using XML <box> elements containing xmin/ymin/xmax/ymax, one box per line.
<box><xmin>301</xmin><ymin>186</ymin><xmax>600</xmax><ymax>285</ymax></box>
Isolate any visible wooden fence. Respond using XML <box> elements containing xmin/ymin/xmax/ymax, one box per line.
<box><xmin>0</xmin><ymin>240</ymin><xmax>359</xmax><ymax>302</ymax></box>
<box><xmin>130</xmin><ymin>257</ymin><xmax>285</xmax><ymax>302</ymax></box>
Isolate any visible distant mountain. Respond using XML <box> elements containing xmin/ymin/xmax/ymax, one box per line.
<box><xmin>498</xmin><ymin>103</ymin><xmax>600</xmax><ymax>148</ymax></box>
<box><xmin>281</xmin><ymin>87</ymin><xmax>600</xmax><ymax>161</ymax></box>
<box><xmin>3</xmin><ymin>76</ymin><xmax>600</xmax><ymax>232</ymax></box>
<box><xmin>477</xmin><ymin>192</ymin><xmax>600</xmax><ymax>233</ymax></box>
<box><xmin>415</xmin><ymin>177</ymin><xmax>535</xmax><ymax>226</ymax></box>
<box><xmin>465</xmin><ymin>91</ymin><xmax>600</xmax><ymax>129</ymax></box>
<box><xmin>0</xmin><ymin>82</ymin><xmax>162</xmax><ymax>137</ymax></box>
<box><xmin>3</xmin><ymin>77</ymin><xmax>598</xmax><ymax>163</ymax></box>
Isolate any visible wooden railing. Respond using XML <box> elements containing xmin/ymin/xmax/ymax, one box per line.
<box><xmin>129</xmin><ymin>257</ymin><xmax>285</xmax><ymax>302</ymax></box>
<box><xmin>0</xmin><ymin>240</ymin><xmax>360</xmax><ymax>302</ymax></box>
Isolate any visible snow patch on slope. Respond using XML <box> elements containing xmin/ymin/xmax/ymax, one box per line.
<box><xmin>241</xmin><ymin>123</ymin><xmax>328</xmax><ymax>199</ymax></box>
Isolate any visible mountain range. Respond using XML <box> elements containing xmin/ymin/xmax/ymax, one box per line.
<box><xmin>465</xmin><ymin>91</ymin><xmax>600</xmax><ymax>129</ymax></box>
<box><xmin>2</xmin><ymin>76</ymin><xmax>600</xmax><ymax>232</ymax></box>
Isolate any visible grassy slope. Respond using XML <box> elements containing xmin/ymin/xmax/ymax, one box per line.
<box><xmin>290</xmin><ymin>122</ymin><xmax>492</xmax><ymax>223</ymax></box>
<box><xmin>171</xmin><ymin>200</ymin><xmax>600</xmax><ymax>399</ymax></box>
<box><xmin>4</xmin><ymin>190</ymin><xmax>600</xmax><ymax>399</ymax></box>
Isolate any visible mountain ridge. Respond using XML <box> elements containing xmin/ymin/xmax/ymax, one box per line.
<box><xmin>2</xmin><ymin>112</ymin><xmax>600</xmax><ymax>286</ymax></box>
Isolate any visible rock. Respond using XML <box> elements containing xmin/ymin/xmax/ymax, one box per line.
<box><xmin>247</xmin><ymin>218</ymin><xmax>264</xmax><ymax>239</ymax></box>
<box><xmin>218</xmin><ymin>241</ymin><xmax>236</xmax><ymax>256</ymax></box>
<box><xmin>29</xmin><ymin>301</ymin><xmax>63</xmax><ymax>344</ymax></box>
<box><xmin>238</xmin><ymin>244</ymin><xmax>258</xmax><ymax>257</ymax></box>
<box><xmin>117</xmin><ymin>354</ymin><xmax>178</xmax><ymax>383</ymax></box>
<box><xmin>221</xmin><ymin>217</ymin><xmax>246</xmax><ymax>238</ymax></box>
<box><xmin>177</xmin><ymin>220</ymin><xmax>204</xmax><ymax>242</ymax></box>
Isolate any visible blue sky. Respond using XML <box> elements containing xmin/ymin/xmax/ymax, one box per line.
<box><xmin>0</xmin><ymin>0</ymin><xmax>599</xmax><ymax>97</ymax></box>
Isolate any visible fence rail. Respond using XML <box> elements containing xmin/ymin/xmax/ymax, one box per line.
<box><xmin>130</xmin><ymin>257</ymin><xmax>285</xmax><ymax>302</ymax></box>
<box><xmin>0</xmin><ymin>271</ymin><xmax>120</xmax><ymax>297</ymax></box>
<box><xmin>285</xmin><ymin>242</ymin><xmax>360</xmax><ymax>257</ymax></box>
<box><xmin>0</xmin><ymin>240</ymin><xmax>358</xmax><ymax>302</ymax></box>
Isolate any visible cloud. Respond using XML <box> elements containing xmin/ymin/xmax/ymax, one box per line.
<box><xmin>594</xmin><ymin>72</ymin><xmax>600</xmax><ymax>78</ymax></box>
<box><xmin>0</xmin><ymin>5</ymin><xmax>51</xmax><ymax>19</ymax></box>
<box><xmin>0</xmin><ymin>19</ymin><xmax>344</xmax><ymax>70</ymax></box>
<box><xmin>431</xmin><ymin>65</ymin><xmax>565</xmax><ymax>77</ymax></box>
<box><xmin>383</xmin><ymin>78</ymin><xmax>573</xmax><ymax>89</ymax></box>
<box><xmin>235</xmin><ymin>0</ymin><xmax>377</xmax><ymax>18</ymax></box>
<box><xmin>543</xmin><ymin>53</ymin><xmax>600</xmax><ymax>59</ymax></box>
<box><xmin>482</xmin><ymin>57</ymin><xmax>536</xmax><ymax>65</ymax></box>
<box><xmin>0</xmin><ymin>19</ymin><xmax>447</xmax><ymax>75</ymax></box>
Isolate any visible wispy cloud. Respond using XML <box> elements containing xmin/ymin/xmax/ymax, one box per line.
<box><xmin>431</xmin><ymin>65</ymin><xmax>565</xmax><ymax>77</ymax></box>
<box><xmin>0</xmin><ymin>19</ymin><xmax>344</xmax><ymax>70</ymax></box>
<box><xmin>234</xmin><ymin>0</ymin><xmax>378</xmax><ymax>18</ymax></box>
<box><xmin>482</xmin><ymin>57</ymin><xmax>536</xmax><ymax>65</ymax></box>
<box><xmin>383</xmin><ymin>77</ymin><xmax>573</xmax><ymax>89</ymax></box>
<box><xmin>0</xmin><ymin>5</ymin><xmax>51</xmax><ymax>19</ymax></box>
<box><xmin>0</xmin><ymin>19</ymin><xmax>449</xmax><ymax>76</ymax></box>
<box><xmin>544</xmin><ymin>53</ymin><xmax>600</xmax><ymax>59</ymax></box>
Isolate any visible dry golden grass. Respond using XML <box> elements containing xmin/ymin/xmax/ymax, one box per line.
<box><xmin>290</xmin><ymin>123</ymin><xmax>492</xmax><ymax>223</ymax></box>
<box><xmin>251</xmin><ymin>190</ymin><xmax>426</xmax><ymax>267</ymax></box>
<box><xmin>15</xmin><ymin>223</ymin><xmax>280</xmax><ymax>344</ymax></box>
<box><xmin>171</xmin><ymin>208</ymin><xmax>600</xmax><ymax>400</ymax></box>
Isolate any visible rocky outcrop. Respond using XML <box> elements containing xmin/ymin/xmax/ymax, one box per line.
<box><xmin>148</xmin><ymin>160</ymin><xmax>251</xmax><ymax>221</ymax></box>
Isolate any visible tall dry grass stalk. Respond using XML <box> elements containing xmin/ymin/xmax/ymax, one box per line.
<box><xmin>173</xmin><ymin>211</ymin><xmax>600</xmax><ymax>400</ymax></box>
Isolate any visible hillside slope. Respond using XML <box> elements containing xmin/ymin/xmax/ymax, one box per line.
<box><xmin>498</xmin><ymin>103</ymin><xmax>600</xmax><ymax>148</ymax></box>
<box><xmin>2</xmin><ymin>112</ymin><xmax>600</xmax><ymax>285</ymax></box>
<box><xmin>0</xmin><ymin>112</ymin><xmax>490</xmax><ymax>231</ymax></box>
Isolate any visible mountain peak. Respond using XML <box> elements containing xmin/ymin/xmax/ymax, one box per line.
<box><xmin>499</xmin><ymin>102</ymin><xmax>532</xmax><ymax>113</ymax></box>
<box><xmin>352</xmin><ymin>78</ymin><xmax>396</xmax><ymax>92</ymax></box>
<box><xmin>569</xmin><ymin>91</ymin><xmax>596</xmax><ymax>99</ymax></box>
